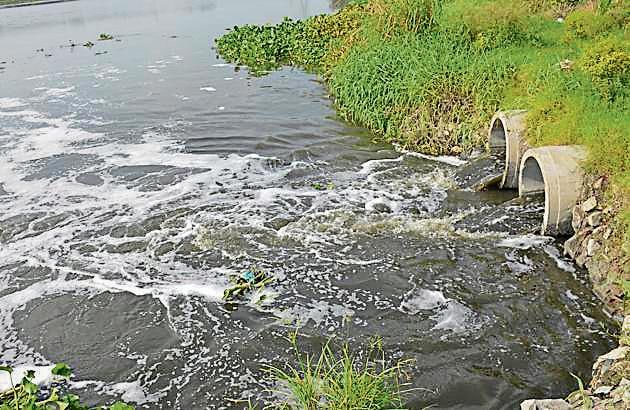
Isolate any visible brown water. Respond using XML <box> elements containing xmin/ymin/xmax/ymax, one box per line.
<box><xmin>0</xmin><ymin>0</ymin><xmax>615</xmax><ymax>408</ymax></box>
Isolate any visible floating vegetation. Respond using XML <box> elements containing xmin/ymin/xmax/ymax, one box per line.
<box><xmin>98</xmin><ymin>33</ymin><xmax>114</xmax><ymax>41</ymax></box>
<box><xmin>0</xmin><ymin>364</ymin><xmax>134</xmax><ymax>410</ymax></box>
<box><xmin>83</xmin><ymin>41</ymin><xmax>94</xmax><ymax>48</ymax></box>
<box><xmin>311</xmin><ymin>182</ymin><xmax>336</xmax><ymax>191</ymax></box>
<box><xmin>223</xmin><ymin>268</ymin><xmax>274</xmax><ymax>302</ymax></box>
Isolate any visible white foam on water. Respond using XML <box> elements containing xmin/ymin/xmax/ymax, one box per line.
<box><xmin>497</xmin><ymin>234</ymin><xmax>552</xmax><ymax>250</ymax></box>
<box><xmin>358</xmin><ymin>155</ymin><xmax>404</xmax><ymax>175</ymax></box>
<box><xmin>431</xmin><ymin>300</ymin><xmax>474</xmax><ymax>333</ymax></box>
<box><xmin>0</xmin><ymin>365</ymin><xmax>55</xmax><ymax>393</ymax></box>
<box><xmin>0</xmin><ymin>97</ymin><xmax>27</xmax><ymax>109</ymax></box>
<box><xmin>200</xmin><ymin>86</ymin><xmax>216</xmax><ymax>92</ymax></box>
<box><xmin>105</xmin><ymin>380</ymin><xmax>163</xmax><ymax>405</ymax></box>
<box><xmin>405</xmin><ymin>151</ymin><xmax>468</xmax><ymax>167</ymax></box>
<box><xmin>401</xmin><ymin>289</ymin><xmax>448</xmax><ymax>313</ymax></box>
<box><xmin>275</xmin><ymin>300</ymin><xmax>354</xmax><ymax>329</ymax></box>
<box><xmin>39</xmin><ymin>86</ymin><xmax>75</xmax><ymax>99</ymax></box>
<box><xmin>544</xmin><ymin>245</ymin><xmax>576</xmax><ymax>273</ymax></box>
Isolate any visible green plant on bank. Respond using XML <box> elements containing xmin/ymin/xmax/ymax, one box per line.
<box><xmin>261</xmin><ymin>332</ymin><xmax>412</xmax><ymax>409</ymax></box>
<box><xmin>0</xmin><ymin>364</ymin><xmax>133</xmax><ymax>410</ymax></box>
<box><xmin>566</xmin><ymin>372</ymin><xmax>593</xmax><ymax>410</ymax></box>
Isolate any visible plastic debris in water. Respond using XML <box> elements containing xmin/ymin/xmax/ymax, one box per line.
<box><xmin>223</xmin><ymin>268</ymin><xmax>273</xmax><ymax>302</ymax></box>
<box><xmin>240</xmin><ymin>270</ymin><xmax>255</xmax><ymax>283</ymax></box>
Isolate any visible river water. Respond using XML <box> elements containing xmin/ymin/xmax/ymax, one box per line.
<box><xmin>0</xmin><ymin>0</ymin><xmax>616</xmax><ymax>409</ymax></box>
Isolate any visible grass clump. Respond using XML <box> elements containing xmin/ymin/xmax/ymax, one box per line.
<box><xmin>0</xmin><ymin>363</ymin><xmax>133</xmax><ymax>410</ymax></box>
<box><xmin>264</xmin><ymin>332</ymin><xmax>411</xmax><ymax>409</ymax></box>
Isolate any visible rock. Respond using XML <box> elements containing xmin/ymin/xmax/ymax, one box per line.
<box><xmin>572</xmin><ymin>205</ymin><xmax>584</xmax><ymax>231</ymax></box>
<box><xmin>587</xmin><ymin>211</ymin><xmax>603</xmax><ymax>227</ymax></box>
<box><xmin>520</xmin><ymin>399</ymin><xmax>571</xmax><ymax>410</ymax></box>
<box><xmin>564</xmin><ymin>235</ymin><xmax>580</xmax><ymax>259</ymax></box>
<box><xmin>582</xmin><ymin>196</ymin><xmax>598</xmax><ymax>212</ymax></box>
<box><xmin>592</xmin><ymin>225</ymin><xmax>605</xmax><ymax>238</ymax></box>
<box><xmin>593</xmin><ymin>177</ymin><xmax>604</xmax><ymax>190</ymax></box>
<box><xmin>603</xmin><ymin>227</ymin><xmax>613</xmax><ymax>240</ymax></box>
<box><xmin>592</xmin><ymin>346</ymin><xmax>630</xmax><ymax>389</ymax></box>
<box><xmin>587</xmin><ymin>238</ymin><xmax>601</xmax><ymax>257</ymax></box>
<box><xmin>576</xmin><ymin>250</ymin><xmax>588</xmax><ymax>267</ymax></box>
<box><xmin>371</xmin><ymin>202</ymin><xmax>392</xmax><ymax>213</ymax></box>
<box><xmin>598</xmin><ymin>346</ymin><xmax>630</xmax><ymax>362</ymax></box>
<box><xmin>594</xmin><ymin>385</ymin><xmax>613</xmax><ymax>395</ymax></box>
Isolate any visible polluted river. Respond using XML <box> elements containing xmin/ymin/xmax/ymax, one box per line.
<box><xmin>0</xmin><ymin>0</ymin><xmax>616</xmax><ymax>408</ymax></box>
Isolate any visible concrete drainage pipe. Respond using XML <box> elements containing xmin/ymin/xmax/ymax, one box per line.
<box><xmin>519</xmin><ymin>145</ymin><xmax>587</xmax><ymax>236</ymax></box>
<box><xmin>488</xmin><ymin>110</ymin><xmax>528</xmax><ymax>189</ymax></box>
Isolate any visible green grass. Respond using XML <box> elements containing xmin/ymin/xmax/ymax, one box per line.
<box><xmin>261</xmin><ymin>332</ymin><xmax>412</xmax><ymax>409</ymax></box>
<box><xmin>215</xmin><ymin>0</ymin><xmax>630</xmax><ymax>309</ymax></box>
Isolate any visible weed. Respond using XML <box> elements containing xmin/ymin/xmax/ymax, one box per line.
<box><xmin>566</xmin><ymin>372</ymin><xmax>593</xmax><ymax>409</ymax></box>
<box><xmin>265</xmin><ymin>333</ymin><xmax>412</xmax><ymax>409</ymax></box>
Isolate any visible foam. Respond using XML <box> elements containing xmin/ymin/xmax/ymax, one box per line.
<box><xmin>544</xmin><ymin>245</ymin><xmax>576</xmax><ymax>273</ymax></box>
<box><xmin>0</xmin><ymin>98</ymin><xmax>27</xmax><ymax>109</ymax></box>
<box><xmin>432</xmin><ymin>300</ymin><xmax>473</xmax><ymax>333</ymax></box>
<box><xmin>497</xmin><ymin>234</ymin><xmax>551</xmax><ymax>249</ymax></box>
<box><xmin>0</xmin><ymin>365</ymin><xmax>55</xmax><ymax>393</ymax></box>
<box><xmin>401</xmin><ymin>289</ymin><xmax>448</xmax><ymax>313</ymax></box>
<box><xmin>105</xmin><ymin>380</ymin><xmax>163</xmax><ymax>405</ymax></box>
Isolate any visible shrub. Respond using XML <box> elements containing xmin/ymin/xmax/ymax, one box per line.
<box><xmin>579</xmin><ymin>36</ymin><xmax>630</xmax><ymax>100</ymax></box>
<box><xmin>440</xmin><ymin>0</ymin><xmax>538</xmax><ymax>50</ymax></box>
<box><xmin>564</xmin><ymin>9</ymin><xmax>617</xmax><ymax>41</ymax></box>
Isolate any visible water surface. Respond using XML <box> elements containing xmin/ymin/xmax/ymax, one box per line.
<box><xmin>0</xmin><ymin>0</ymin><xmax>615</xmax><ymax>408</ymax></box>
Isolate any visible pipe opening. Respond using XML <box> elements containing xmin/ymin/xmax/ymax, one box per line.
<box><xmin>488</xmin><ymin>118</ymin><xmax>506</xmax><ymax>150</ymax></box>
<box><xmin>520</xmin><ymin>157</ymin><xmax>545</xmax><ymax>196</ymax></box>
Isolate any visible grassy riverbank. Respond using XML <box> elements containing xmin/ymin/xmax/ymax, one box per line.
<box><xmin>216</xmin><ymin>0</ymin><xmax>629</xmax><ymax>313</ymax></box>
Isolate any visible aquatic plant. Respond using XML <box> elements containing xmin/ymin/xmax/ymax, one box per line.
<box><xmin>0</xmin><ymin>364</ymin><xmax>133</xmax><ymax>410</ymax></box>
<box><xmin>264</xmin><ymin>332</ymin><xmax>412</xmax><ymax>409</ymax></box>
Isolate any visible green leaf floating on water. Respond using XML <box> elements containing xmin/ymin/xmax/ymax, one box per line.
<box><xmin>51</xmin><ymin>363</ymin><xmax>72</xmax><ymax>378</ymax></box>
